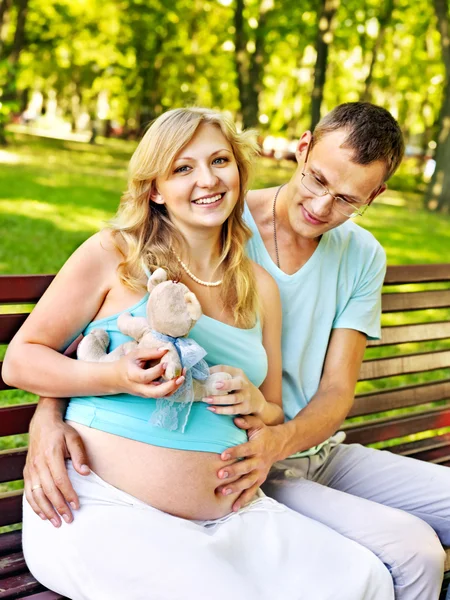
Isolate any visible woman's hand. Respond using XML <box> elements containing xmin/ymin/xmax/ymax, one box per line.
<box><xmin>202</xmin><ymin>365</ymin><xmax>265</xmax><ymax>416</ymax></box>
<box><xmin>113</xmin><ymin>347</ymin><xmax>186</xmax><ymax>397</ymax></box>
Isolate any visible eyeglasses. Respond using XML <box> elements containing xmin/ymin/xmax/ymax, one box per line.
<box><xmin>301</xmin><ymin>138</ymin><xmax>370</xmax><ymax>218</ymax></box>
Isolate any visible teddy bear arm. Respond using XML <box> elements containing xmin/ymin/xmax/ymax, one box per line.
<box><xmin>117</xmin><ymin>313</ymin><xmax>150</xmax><ymax>341</ymax></box>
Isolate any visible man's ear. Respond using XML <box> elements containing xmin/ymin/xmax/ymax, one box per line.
<box><xmin>295</xmin><ymin>131</ymin><xmax>312</xmax><ymax>164</ymax></box>
<box><xmin>150</xmin><ymin>183</ymin><xmax>164</xmax><ymax>205</ymax></box>
<box><xmin>368</xmin><ymin>183</ymin><xmax>387</xmax><ymax>206</ymax></box>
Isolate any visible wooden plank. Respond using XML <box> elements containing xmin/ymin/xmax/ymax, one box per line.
<box><xmin>349</xmin><ymin>379</ymin><xmax>450</xmax><ymax>417</ymax></box>
<box><xmin>0</xmin><ymin>533</ymin><xmax>22</xmax><ymax>558</ymax></box>
<box><xmin>0</xmin><ymin>571</ymin><xmax>42</xmax><ymax>599</ymax></box>
<box><xmin>25</xmin><ymin>593</ymin><xmax>66</xmax><ymax>600</ymax></box>
<box><xmin>382</xmin><ymin>290</ymin><xmax>450</xmax><ymax>313</ymax></box>
<box><xmin>359</xmin><ymin>350</ymin><xmax>450</xmax><ymax>381</ymax></box>
<box><xmin>0</xmin><ymin>552</ymin><xmax>26</xmax><ymax>578</ymax></box>
<box><xmin>0</xmin><ymin>276</ymin><xmax>53</xmax><ymax>305</ymax></box>
<box><xmin>0</xmin><ymin>449</ymin><xmax>27</xmax><ymax>485</ymax></box>
<box><xmin>410</xmin><ymin>444</ymin><xmax>450</xmax><ymax>464</ymax></box>
<box><xmin>368</xmin><ymin>321</ymin><xmax>450</xmax><ymax>347</ymax></box>
<box><xmin>0</xmin><ymin>315</ymin><xmax>29</xmax><ymax>345</ymax></box>
<box><xmin>0</xmin><ymin>405</ymin><xmax>36</xmax><ymax>438</ymax></box>
<box><xmin>343</xmin><ymin>406</ymin><xmax>450</xmax><ymax>445</ymax></box>
<box><xmin>387</xmin><ymin>433</ymin><xmax>450</xmax><ymax>456</ymax></box>
<box><xmin>384</xmin><ymin>264</ymin><xmax>450</xmax><ymax>285</ymax></box>
<box><xmin>0</xmin><ymin>492</ymin><xmax>23</xmax><ymax>528</ymax></box>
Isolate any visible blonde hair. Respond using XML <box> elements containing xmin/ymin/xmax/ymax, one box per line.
<box><xmin>110</xmin><ymin>107</ymin><xmax>260</xmax><ymax>328</ymax></box>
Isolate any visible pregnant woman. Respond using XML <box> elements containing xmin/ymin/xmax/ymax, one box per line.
<box><xmin>4</xmin><ymin>107</ymin><xmax>393</xmax><ymax>600</ymax></box>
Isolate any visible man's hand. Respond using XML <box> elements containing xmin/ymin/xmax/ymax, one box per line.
<box><xmin>216</xmin><ymin>415</ymin><xmax>285</xmax><ymax>512</ymax></box>
<box><xmin>24</xmin><ymin>403</ymin><xmax>90</xmax><ymax>528</ymax></box>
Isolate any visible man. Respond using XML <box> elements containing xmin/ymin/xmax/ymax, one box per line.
<box><xmin>25</xmin><ymin>103</ymin><xmax>450</xmax><ymax>599</ymax></box>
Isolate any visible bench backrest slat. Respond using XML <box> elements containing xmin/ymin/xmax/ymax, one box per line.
<box><xmin>359</xmin><ymin>349</ymin><xmax>450</xmax><ymax>380</ymax></box>
<box><xmin>383</xmin><ymin>264</ymin><xmax>450</xmax><ymax>284</ymax></box>
<box><xmin>381</xmin><ymin>289</ymin><xmax>450</xmax><ymax>312</ymax></box>
<box><xmin>0</xmin><ymin>275</ymin><xmax>54</xmax><ymax>304</ymax></box>
<box><xmin>0</xmin><ymin>404</ymin><xmax>36</xmax><ymax>437</ymax></box>
<box><xmin>367</xmin><ymin>321</ymin><xmax>450</xmax><ymax>346</ymax></box>
<box><xmin>349</xmin><ymin>379</ymin><xmax>450</xmax><ymax>417</ymax></box>
<box><xmin>0</xmin><ymin>314</ymin><xmax>29</xmax><ymax>344</ymax></box>
<box><xmin>0</xmin><ymin>492</ymin><xmax>23</xmax><ymax>528</ymax></box>
<box><xmin>0</xmin><ymin>449</ymin><xmax>27</xmax><ymax>484</ymax></box>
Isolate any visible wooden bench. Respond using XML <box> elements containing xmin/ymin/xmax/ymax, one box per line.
<box><xmin>0</xmin><ymin>266</ymin><xmax>449</xmax><ymax>598</ymax></box>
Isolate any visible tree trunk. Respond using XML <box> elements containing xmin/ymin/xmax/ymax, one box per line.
<box><xmin>361</xmin><ymin>0</ymin><xmax>394</xmax><ymax>102</ymax></box>
<box><xmin>234</xmin><ymin>0</ymin><xmax>248</xmax><ymax>125</ymax></box>
<box><xmin>310</xmin><ymin>0</ymin><xmax>339</xmax><ymax>130</ymax></box>
<box><xmin>426</xmin><ymin>0</ymin><xmax>450</xmax><ymax>212</ymax></box>
<box><xmin>0</xmin><ymin>0</ymin><xmax>12</xmax><ymax>57</ymax></box>
<box><xmin>10</xmin><ymin>0</ymin><xmax>28</xmax><ymax>65</ymax></box>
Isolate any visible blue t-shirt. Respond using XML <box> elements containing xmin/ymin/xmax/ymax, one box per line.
<box><xmin>244</xmin><ymin>203</ymin><xmax>386</xmax><ymax>455</ymax></box>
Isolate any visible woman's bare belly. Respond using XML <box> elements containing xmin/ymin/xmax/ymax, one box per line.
<box><xmin>68</xmin><ymin>421</ymin><xmax>243</xmax><ymax>520</ymax></box>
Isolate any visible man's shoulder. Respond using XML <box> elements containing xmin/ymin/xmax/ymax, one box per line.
<box><xmin>329</xmin><ymin>220</ymin><xmax>384</xmax><ymax>257</ymax></box>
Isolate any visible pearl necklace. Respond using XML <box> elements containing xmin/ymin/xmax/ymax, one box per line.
<box><xmin>176</xmin><ymin>256</ymin><xmax>223</xmax><ymax>287</ymax></box>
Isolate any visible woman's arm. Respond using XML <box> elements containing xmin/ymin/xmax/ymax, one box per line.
<box><xmin>204</xmin><ymin>265</ymin><xmax>285</xmax><ymax>426</ymax></box>
<box><xmin>3</xmin><ymin>231</ymin><xmax>183</xmax><ymax>399</ymax></box>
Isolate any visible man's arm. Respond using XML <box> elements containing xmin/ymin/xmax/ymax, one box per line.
<box><xmin>215</xmin><ymin>328</ymin><xmax>367</xmax><ymax>510</ymax></box>
<box><xmin>23</xmin><ymin>397</ymin><xmax>90</xmax><ymax>527</ymax></box>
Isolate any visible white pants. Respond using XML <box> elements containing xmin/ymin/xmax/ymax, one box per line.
<box><xmin>263</xmin><ymin>437</ymin><xmax>450</xmax><ymax>600</ymax></box>
<box><xmin>22</xmin><ymin>461</ymin><xmax>394</xmax><ymax>600</ymax></box>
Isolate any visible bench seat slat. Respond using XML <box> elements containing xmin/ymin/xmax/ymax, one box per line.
<box><xmin>0</xmin><ymin>276</ymin><xmax>54</xmax><ymax>305</ymax></box>
<box><xmin>368</xmin><ymin>321</ymin><xmax>450</xmax><ymax>347</ymax></box>
<box><xmin>349</xmin><ymin>379</ymin><xmax>450</xmax><ymax>417</ymax></box>
<box><xmin>0</xmin><ymin>533</ymin><xmax>22</xmax><ymax>558</ymax></box>
<box><xmin>359</xmin><ymin>350</ymin><xmax>450</xmax><ymax>380</ymax></box>
<box><xmin>382</xmin><ymin>290</ymin><xmax>450</xmax><ymax>312</ymax></box>
<box><xmin>0</xmin><ymin>551</ymin><xmax>26</xmax><ymax>578</ymax></box>
<box><xmin>0</xmin><ymin>449</ymin><xmax>27</xmax><ymax>485</ymax></box>
<box><xmin>384</xmin><ymin>264</ymin><xmax>450</xmax><ymax>284</ymax></box>
<box><xmin>0</xmin><ymin>405</ymin><xmax>36</xmax><ymax>438</ymax></box>
<box><xmin>0</xmin><ymin>492</ymin><xmax>23</xmax><ymax>528</ymax></box>
<box><xmin>0</xmin><ymin>571</ymin><xmax>43</xmax><ymax>599</ymax></box>
<box><xmin>25</xmin><ymin>593</ymin><xmax>66</xmax><ymax>600</ymax></box>
<box><xmin>343</xmin><ymin>406</ymin><xmax>450</xmax><ymax>445</ymax></box>
<box><xmin>407</xmin><ymin>444</ymin><xmax>450</xmax><ymax>464</ymax></box>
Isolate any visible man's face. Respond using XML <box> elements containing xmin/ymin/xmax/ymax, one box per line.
<box><xmin>287</xmin><ymin>129</ymin><xmax>387</xmax><ymax>239</ymax></box>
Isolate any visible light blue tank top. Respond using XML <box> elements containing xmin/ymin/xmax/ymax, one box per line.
<box><xmin>65</xmin><ymin>295</ymin><xmax>268</xmax><ymax>453</ymax></box>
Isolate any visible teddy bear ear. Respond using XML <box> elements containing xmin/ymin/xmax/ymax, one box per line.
<box><xmin>184</xmin><ymin>292</ymin><xmax>203</xmax><ymax>321</ymax></box>
<box><xmin>147</xmin><ymin>268</ymin><xmax>168</xmax><ymax>293</ymax></box>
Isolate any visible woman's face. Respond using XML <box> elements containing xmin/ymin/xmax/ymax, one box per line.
<box><xmin>153</xmin><ymin>123</ymin><xmax>240</xmax><ymax>235</ymax></box>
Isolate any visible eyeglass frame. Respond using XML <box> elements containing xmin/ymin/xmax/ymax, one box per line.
<box><xmin>300</xmin><ymin>136</ymin><xmax>373</xmax><ymax>218</ymax></box>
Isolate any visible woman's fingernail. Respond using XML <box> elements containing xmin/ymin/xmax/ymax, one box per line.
<box><xmin>176</xmin><ymin>376</ymin><xmax>185</xmax><ymax>385</ymax></box>
<box><xmin>223</xmin><ymin>488</ymin><xmax>232</xmax><ymax>496</ymax></box>
<box><xmin>222</xmin><ymin>453</ymin><xmax>231</xmax><ymax>460</ymax></box>
<box><xmin>80</xmin><ymin>465</ymin><xmax>90</xmax><ymax>474</ymax></box>
<box><xmin>39</xmin><ymin>512</ymin><xmax>46</xmax><ymax>520</ymax></box>
<box><xmin>202</xmin><ymin>397</ymin><xmax>211</xmax><ymax>402</ymax></box>
<box><xmin>207</xmin><ymin>407</ymin><xmax>216</xmax><ymax>412</ymax></box>
<box><xmin>70</xmin><ymin>502</ymin><xmax>77</xmax><ymax>510</ymax></box>
<box><xmin>221</xmin><ymin>471</ymin><xmax>229</xmax><ymax>479</ymax></box>
<box><xmin>233</xmin><ymin>504</ymin><xmax>240</xmax><ymax>512</ymax></box>
<box><xmin>62</xmin><ymin>514</ymin><xmax>71</xmax><ymax>523</ymax></box>
<box><xmin>157</xmin><ymin>347</ymin><xmax>167</xmax><ymax>353</ymax></box>
<box><xmin>215</xmin><ymin>382</ymin><xmax>224</xmax><ymax>389</ymax></box>
<box><xmin>51</xmin><ymin>518</ymin><xmax>60</xmax><ymax>528</ymax></box>
<box><xmin>161</xmin><ymin>362</ymin><xmax>168</xmax><ymax>369</ymax></box>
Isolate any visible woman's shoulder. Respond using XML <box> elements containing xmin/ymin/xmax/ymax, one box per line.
<box><xmin>251</xmin><ymin>262</ymin><xmax>280</xmax><ymax>303</ymax></box>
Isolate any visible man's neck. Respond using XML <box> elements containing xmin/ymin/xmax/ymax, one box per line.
<box><xmin>247</xmin><ymin>187</ymin><xmax>320</xmax><ymax>275</ymax></box>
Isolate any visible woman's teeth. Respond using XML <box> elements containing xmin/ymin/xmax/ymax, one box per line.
<box><xmin>193</xmin><ymin>193</ymin><xmax>222</xmax><ymax>205</ymax></box>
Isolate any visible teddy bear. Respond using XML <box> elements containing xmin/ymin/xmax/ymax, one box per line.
<box><xmin>77</xmin><ymin>267</ymin><xmax>230</xmax><ymax>430</ymax></box>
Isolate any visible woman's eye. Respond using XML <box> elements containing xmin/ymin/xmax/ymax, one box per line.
<box><xmin>174</xmin><ymin>165</ymin><xmax>190</xmax><ymax>173</ymax></box>
<box><xmin>213</xmin><ymin>157</ymin><xmax>229</xmax><ymax>165</ymax></box>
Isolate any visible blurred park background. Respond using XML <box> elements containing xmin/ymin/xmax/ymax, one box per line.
<box><xmin>0</xmin><ymin>0</ymin><xmax>450</xmax><ymax>499</ymax></box>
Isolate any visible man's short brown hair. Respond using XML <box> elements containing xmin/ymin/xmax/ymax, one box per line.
<box><xmin>312</xmin><ymin>102</ymin><xmax>405</xmax><ymax>181</ymax></box>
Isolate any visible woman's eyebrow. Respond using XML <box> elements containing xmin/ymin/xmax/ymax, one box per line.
<box><xmin>310</xmin><ymin>165</ymin><xmax>363</xmax><ymax>204</ymax></box>
<box><xmin>174</xmin><ymin>148</ymin><xmax>232</xmax><ymax>162</ymax></box>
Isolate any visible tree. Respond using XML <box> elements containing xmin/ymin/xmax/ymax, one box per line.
<box><xmin>426</xmin><ymin>0</ymin><xmax>450</xmax><ymax>212</ymax></box>
<box><xmin>310</xmin><ymin>0</ymin><xmax>339</xmax><ymax>130</ymax></box>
